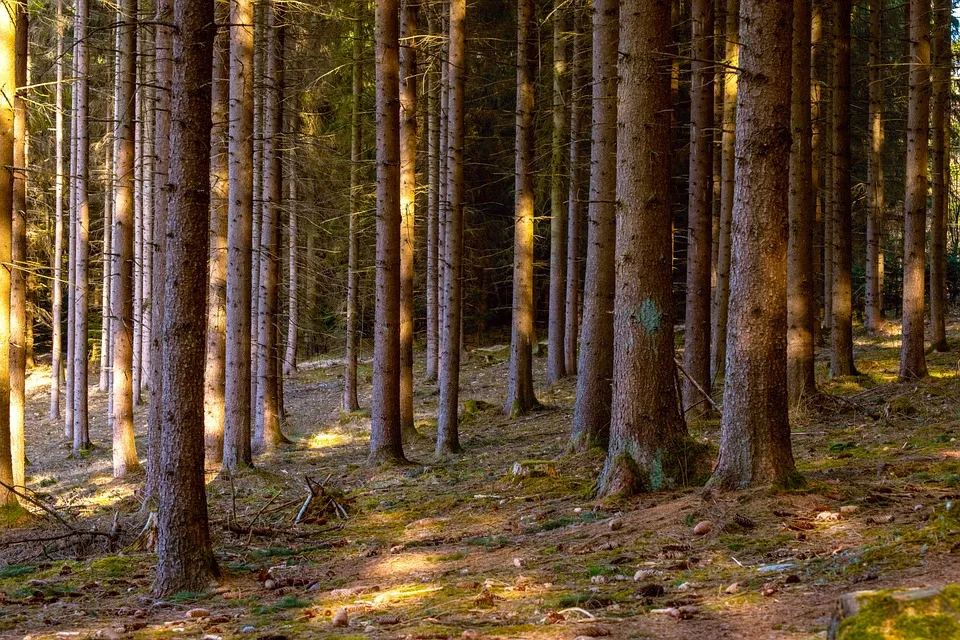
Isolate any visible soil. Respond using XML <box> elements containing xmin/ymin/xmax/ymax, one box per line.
<box><xmin>2</xmin><ymin>322</ymin><xmax>960</xmax><ymax>639</ymax></box>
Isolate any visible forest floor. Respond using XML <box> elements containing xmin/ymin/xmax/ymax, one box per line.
<box><xmin>3</xmin><ymin>321</ymin><xmax>960</xmax><ymax>639</ymax></box>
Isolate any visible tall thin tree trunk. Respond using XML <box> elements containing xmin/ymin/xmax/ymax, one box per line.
<box><xmin>547</xmin><ymin>0</ymin><xmax>567</xmax><ymax>384</ymax></box>
<box><xmin>811</xmin><ymin>0</ymin><xmax>823</xmax><ymax>345</ymax></box>
<box><xmin>865</xmin><ymin>0</ymin><xmax>885</xmax><ymax>333</ymax></box>
<box><xmin>0</xmin><ymin>0</ymin><xmax>14</xmax><ymax>507</ymax></box>
<box><xmin>425</xmin><ymin>7</ymin><xmax>439</xmax><ymax>383</ymax></box>
<box><xmin>66</xmin><ymin>44</ymin><xmax>76</xmax><ymax>441</ymax></box>
<box><xmin>50</xmin><ymin>0</ymin><xmax>64</xmax><ymax>422</ymax></box>
<box><xmin>787</xmin><ymin>0</ymin><xmax>816</xmax><ymax>405</ymax></box>
<box><xmin>222</xmin><ymin>0</ymin><xmax>256</xmax><ymax>470</ymax></box>
<box><xmin>132</xmin><ymin>49</ymin><xmax>143</xmax><ymax>407</ymax></box>
<box><xmin>683</xmin><ymin>0</ymin><xmax>714</xmax><ymax>413</ymax></box>
<box><xmin>250</xmin><ymin>0</ymin><xmax>264</xmax><ymax>417</ymax></box>
<box><xmin>205</xmin><ymin>7</ymin><xmax>229</xmax><ymax>463</ymax></box>
<box><xmin>154</xmin><ymin>0</ymin><xmax>220</xmax><ymax>596</ymax></box>
<box><xmin>112</xmin><ymin>0</ymin><xmax>140</xmax><ymax>476</ymax></box>
<box><xmin>369</xmin><ymin>0</ymin><xmax>406</xmax><ymax>464</ymax></box>
<box><xmin>283</xmin><ymin>154</ymin><xmax>298</xmax><ymax>376</ymax></box>
<box><xmin>10</xmin><ymin>4</ymin><xmax>27</xmax><ymax>493</ymax></box>
<box><xmin>72</xmin><ymin>0</ymin><xmax>90</xmax><ymax>452</ymax></box>
<box><xmin>437</xmin><ymin>10</ymin><xmax>448</xmax><ymax>368</ymax></box>
<box><xmin>901</xmin><ymin>0</ymin><xmax>930</xmax><ymax>380</ymax></box>
<box><xmin>822</xmin><ymin>0</ymin><xmax>834</xmax><ymax>337</ymax></box>
<box><xmin>930</xmin><ymin>0</ymin><xmax>949</xmax><ymax>351</ymax></box>
<box><xmin>343</xmin><ymin>6</ymin><xmax>361</xmax><ymax>414</ymax></box>
<box><xmin>399</xmin><ymin>0</ymin><xmax>418</xmax><ymax>438</ymax></box>
<box><xmin>505</xmin><ymin>0</ymin><xmax>538</xmax><ymax>418</ymax></box>
<box><xmin>712</xmin><ymin>0</ymin><xmax>799</xmax><ymax>490</ymax></box>
<box><xmin>564</xmin><ymin>0</ymin><xmax>585</xmax><ymax>377</ymax></box>
<box><xmin>569</xmin><ymin>0</ymin><xmax>617</xmax><ymax>451</ymax></box>
<box><xmin>99</xmin><ymin>129</ymin><xmax>112</xmax><ymax>393</ymax></box>
<box><xmin>140</xmin><ymin>38</ymin><xmax>154</xmax><ymax>398</ymax></box>
<box><xmin>436</xmin><ymin>0</ymin><xmax>465</xmax><ymax>455</ymax></box>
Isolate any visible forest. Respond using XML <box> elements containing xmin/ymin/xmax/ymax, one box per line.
<box><xmin>0</xmin><ymin>0</ymin><xmax>959</xmax><ymax>638</ymax></box>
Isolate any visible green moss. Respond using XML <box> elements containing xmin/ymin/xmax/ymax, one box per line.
<box><xmin>90</xmin><ymin>555</ymin><xmax>140</xmax><ymax>578</ymax></box>
<box><xmin>254</xmin><ymin>596</ymin><xmax>310</xmax><ymax>615</ymax></box>
<box><xmin>837</xmin><ymin>587</ymin><xmax>960</xmax><ymax>639</ymax></box>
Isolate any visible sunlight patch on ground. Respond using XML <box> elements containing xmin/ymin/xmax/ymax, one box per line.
<box><xmin>307</xmin><ymin>431</ymin><xmax>357</xmax><ymax>449</ymax></box>
<box><xmin>365</xmin><ymin>553</ymin><xmax>439</xmax><ymax>579</ymax></box>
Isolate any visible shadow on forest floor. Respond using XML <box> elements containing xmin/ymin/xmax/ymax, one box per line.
<box><xmin>3</xmin><ymin>318</ymin><xmax>960</xmax><ymax>638</ymax></box>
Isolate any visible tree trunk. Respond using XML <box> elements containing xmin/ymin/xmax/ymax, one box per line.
<box><xmin>343</xmin><ymin>4</ymin><xmax>361</xmax><ymax>414</ymax></box>
<box><xmin>66</xmin><ymin>45</ymin><xmax>76</xmax><ymax>441</ymax></box>
<box><xmin>600</xmin><ymin>0</ymin><xmax>691</xmax><ymax>497</ymax></box>
<box><xmin>930</xmin><ymin>0</ymin><xmax>949</xmax><ymax>352</ymax></box>
<box><xmin>10</xmin><ymin>4</ymin><xmax>26</xmax><ymax>494</ymax></box>
<box><xmin>811</xmin><ymin>0</ymin><xmax>823</xmax><ymax>345</ymax></box>
<box><xmin>50</xmin><ymin>0</ymin><xmax>64</xmax><ymax>422</ymax></box>
<box><xmin>132</xmin><ymin>54</ymin><xmax>143</xmax><ymax>407</ymax></box>
<box><xmin>569</xmin><ymin>0</ymin><xmax>617</xmax><ymax>451</ymax></box>
<box><xmin>830</xmin><ymin>0</ymin><xmax>855</xmax><ymax>378</ymax></box>
<box><xmin>436</xmin><ymin>0</ymin><xmax>465</xmax><ymax>456</ymax></box>
<box><xmin>564</xmin><ymin>0</ymin><xmax>585</xmax><ymax>378</ymax></box>
<box><xmin>711</xmin><ymin>0</ymin><xmax>737</xmax><ymax>383</ymax></box>
<box><xmin>140</xmin><ymin>46</ymin><xmax>154</xmax><ymax>400</ymax></box>
<box><xmin>283</xmin><ymin>153</ymin><xmax>298</xmax><ymax>376</ymax></box>
<box><xmin>901</xmin><ymin>0</ymin><xmax>930</xmax><ymax>380</ymax></box>
<box><xmin>682</xmin><ymin>0</ymin><xmax>714</xmax><ymax>414</ymax></box>
<box><xmin>865</xmin><ymin>0</ymin><xmax>885</xmax><ymax>334</ymax></box>
<box><xmin>399</xmin><ymin>0</ymin><xmax>418</xmax><ymax>439</ymax></box>
<box><xmin>505</xmin><ymin>0</ymin><xmax>538</xmax><ymax>418</ymax></box>
<box><xmin>787</xmin><ymin>0</ymin><xmax>816</xmax><ymax>406</ymax></box>
<box><xmin>254</xmin><ymin>0</ymin><xmax>288</xmax><ymax>452</ymax></box>
<box><xmin>112</xmin><ymin>0</ymin><xmax>140</xmax><ymax>476</ymax></box>
<box><xmin>99</xmin><ymin>124</ymin><xmax>112</xmax><ymax>393</ymax></box>
<box><xmin>712</xmin><ymin>0</ymin><xmax>800</xmax><ymax>490</ymax></box>
<box><xmin>0</xmin><ymin>0</ymin><xmax>14</xmax><ymax>507</ymax></box>
<box><xmin>547</xmin><ymin>0</ymin><xmax>567</xmax><ymax>384</ymax></box>
<box><xmin>72</xmin><ymin>0</ymin><xmax>90</xmax><ymax>452</ymax></box>
<box><xmin>250</xmin><ymin>0</ymin><xmax>264</xmax><ymax>418</ymax></box>
<box><xmin>822</xmin><ymin>0</ymin><xmax>834</xmax><ymax>337</ymax></box>
<box><xmin>369</xmin><ymin>0</ymin><xmax>405</xmax><ymax>464</ymax></box>
<box><xmin>222</xmin><ymin>0</ymin><xmax>255</xmax><ymax>470</ymax></box>
<box><xmin>425</xmin><ymin>7</ymin><xmax>439</xmax><ymax>383</ymax></box>
<box><xmin>154</xmin><ymin>0</ymin><xmax>220</xmax><ymax>596</ymax></box>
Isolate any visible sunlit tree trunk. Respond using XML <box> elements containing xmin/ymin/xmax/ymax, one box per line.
<box><xmin>569</xmin><ymin>0</ymin><xmax>617</xmax><ymax>451</ymax></box>
<box><xmin>399</xmin><ymin>0</ymin><xmax>418</xmax><ymax>438</ymax></box>
<box><xmin>343</xmin><ymin>5</ymin><xmax>361</xmax><ymax>414</ymax></box>
<box><xmin>72</xmin><ymin>0</ymin><xmax>90</xmax><ymax>452</ymax></box>
<box><xmin>0</xmin><ymin>0</ymin><xmax>14</xmax><ymax>507</ymax></box>
<box><xmin>99</xmin><ymin>128</ymin><xmax>112</xmax><ymax>394</ymax></box>
<box><xmin>865</xmin><ymin>0</ymin><xmax>885</xmax><ymax>334</ymax></box>
<box><xmin>10</xmin><ymin>3</ymin><xmax>26</xmax><ymax>494</ymax></box>
<box><xmin>66</xmin><ymin>43</ymin><xmax>76</xmax><ymax>441</ymax></box>
<box><xmin>547</xmin><ymin>0</ymin><xmax>567</xmax><ymax>384</ymax></box>
<box><xmin>930</xmin><ymin>0</ymin><xmax>949</xmax><ymax>352</ymax></box>
<box><xmin>283</xmin><ymin>152</ymin><xmax>298</xmax><ymax>376</ymax></box>
<box><xmin>250</xmin><ymin>0</ymin><xmax>264</xmax><ymax>417</ymax></box>
<box><xmin>712</xmin><ymin>0</ymin><xmax>799</xmax><ymax>489</ymax></box>
<box><xmin>505</xmin><ymin>0</ymin><xmax>538</xmax><ymax>418</ymax></box>
<box><xmin>564</xmin><ymin>1</ymin><xmax>585</xmax><ymax>377</ymax></box>
<box><xmin>50</xmin><ymin>0</ymin><xmax>64</xmax><ymax>422</ymax></box>
<box><xmin>900</xmin><ymin>0</ymin><xmax>930</xmax><ymax>380</ymax></box>
<box><xmin>140</xmin><ymin>40</ymin><xmax>154</xmax><ymax>400</ymax></box>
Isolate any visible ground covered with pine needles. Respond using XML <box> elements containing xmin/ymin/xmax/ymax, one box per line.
<box><xmin>3</xmin><ymin>321</ymin><xmax>960</xmax><ymax>639</ymax></box>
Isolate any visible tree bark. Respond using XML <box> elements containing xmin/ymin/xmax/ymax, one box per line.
<box><xmin>50</xmin><ymin>0</ymin><xmax>64</xmax><ymax>422</ymax></box>
<box><xmin>600</xmin><ymin>0</ymin><xmax>691</xmax><ymax>498</ymax></box>
<box><xmin>682</xmin><ymin>0</ymin><xmax>714</xmax><ymax>414</ymax></box>
<box><xmin>811</xmin><ymin>0</ymin><xmax>823</xmax><ymax>345</ymax></box>
<box><xmin>564</xmin><ymin>1</ymin><xmax>585</xmax><ymax>378</ymax></box>
<box><xmin>154</xmin><ymin>0</ymin><xmax>220</xmax><ymax>596</ymax></box>
<box><xmin>901</xmin><ymin>0</ymin><xmax>930</xmax><ymax>380</ymax></box>
<box><xmin>0</xmin><ymin>0</ymin><xmax>14</xmax><ymax>507</ymax></box>
<box><xmin>65</xmin><ymin>43</ymin><xmax>76</xmax><ymax>441</ymax></box>
<box><xmin>865</xmin><ymin>0</ymin><xmax>885</xmax><ymax>334</ymax></box>
<box><xmin>343</xmin><ymin>4</ymin><xmax>361</xmax><ymax>414</ymax></box>
<box><xmin>222</xmin><ymin>0</ymin><xmax>256</xmax><ymax>469</ymax></box>
<box><xmin>569</xmin><ymin>0</ymin><xmax>617</xmax><ymax>451</ymax></box>
<box><xmin>283</xmin><ymin>153</ymin><xmax>298</xmax><ymax>376</ymax></box>
<box><xmin>547</xmin><ymin>0</ymin><xmax>567</xmax><ymax>384</ymax></box>
<box><xmin>425</xmin><ymin>7</ymin><xmax>439</xmax><ymax>383</ymax></box>
<box><xmin>930</xmin><ymin>0</ymin><xmax>949</xmax><ymax>352</ymax></box>
<box><xmin>712</xmin><ymin>0</ymin><xmax>800</xmax><ymax>490</ymax></box>
<box><xmin>822</xmin><ymin>0</ymin><xmax>834</xmax><ymax>338</ymax></box>
<box><xmin>10</xmin><ymin>3</ymin><xmax>26</xmax><ymax>494</ymax></box>
<box><xmin>399</xmin><ymin>0</ymin><xmax>418</xmax><ymax>438</ymax></box>
<box><xmin>787</xmin><ymin>0</ymin><xmax>816</xmax><ymax>406</ymax></box>
<box><xmin>505</xmin><ymin>0</ymin><xmax>538</xmax><ymax>418</ymax></box>
<box><xmin>436</xmin><ymin>0</ymin><xmax>465</xmax><ymax>456</ymax></box>
<box><xmin>369</xmin><ymin>0</ymin><xmax>406</xmax><ymax>464</ymax></box>
<box><xmin>99</xmin><ymin>123</ymin><xmax>112</xmax><ymax>393</ymax></box>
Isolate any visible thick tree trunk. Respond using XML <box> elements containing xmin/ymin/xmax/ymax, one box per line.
<box><xmin>712</xmin><ymin>0</ymin><xmax>800</xmax><ymax>490</ymax></box>
<box><xmin>787</xmin><ymin>0</ymin><xmax>816</xmax><ymax>406</ymax></box>
<box><xmin>436</xmin><ymin>0</ymin><xmax>465</xmax><ymax>456</ymax></box>
<box><xmin>254</xmin><ymin>0</ymin><xmax>288</xmax><ymax>452</ymax></box>
<box><xmin>547</xmin><ymin>0</ymin><xmax>567</xmax><ymax>384</ymax></box>
<box><xmin>600</xmin><ymin>0</ymin><xmax>690</xmax><ymax>498</ymax></box>
<box><xmin>425</xmin><ymin>8</ymin><xmax>439</xmax><ymax>383</ymax></box>
<box><xmin>111</xmin><ymin>0</ymin><xmax>139</xmax><ymax>476</ymax></box>
<box><xmin>682</xmin><ymin>0</ymin><xmax>714</xmax><ymax>414</ymax></box>
<box><xmin>0</xmin><ymin>0</ymin><xmax>14</xmax><ymax>507</ymax></box>
<box><xmin>901</xmin><ymin>0</ymin><xmax>930</xmax><ymax>380</ymax></box>
<box><xmin>343</xmin><ymin>6</ymin><xmax>361</xmax><ymax>414</ymax></box>
<box><xmin>72</xmin><ymin>0</ymin><xmax>90</xmax><ymax>452</ymax></box>
<box><xmin>154</xmin><ymin>0</ymin><xmax>220</xmax><ymax>596</ymax></box>
<box><xmin>399</xmin><ymin>0</ymin><xmax>418</xmax><ymax>439</ymax></box>
<box><xmin>222</xmin><ymin>0</ymin><xmax>255</xmax><ymax>470</ymax></box>
<box><xmin>711</xmin><ymin>0</ymin><xmax>737</xmax><ymax>383</ymax></box>
<box><xmin>564</xmin><ymin>1</ymin><xmax>585</xmax><ymax>378</ymax></box>
<box><xmin>369</xmin><ymin>0</ymin><xmax>405</xmax><ymax>464</ymax></box>
<box><xmin>10</xmin><ymin>4</ymin><xmax>26</xmax><ymax>494</ymax></box>
<box><xmin>50</xmin><ymin>0</ymin><xmax>64</xmax><ymax>422</ymax></box>
<box><xmin>866</xmin><ymin>0</ymin><xmax>885</xmax><ymax>334</ymax></box>
<box><xmin>505</xmin><ymin>0</ymin><xmax>538</xmax><ymax>418</ymax></box>
<box><xmin>930</xmin><ymin>0</ymin><xmax>949</xmax><ymax>352</ymax></box>
<box><xmin>569</xmin><ymin>0</ymin><xmax>617</xmax><ymax>451</ymax></box>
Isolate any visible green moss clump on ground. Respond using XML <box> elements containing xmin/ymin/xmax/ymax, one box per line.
<box><xmin>836</xmin><ymin>586</ymin><xmax>960</xmax><ymax>640</ymax></box>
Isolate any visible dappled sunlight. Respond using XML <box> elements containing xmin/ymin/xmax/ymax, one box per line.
<box><xmin>307</xmin><ymin>431</ymin><xmax>358</xmax><ymax>449</ymax></box>
<box><xmin>364</xmin><ymin>554</ymin><xmax>439</xmax><ymax>580</ymax></box>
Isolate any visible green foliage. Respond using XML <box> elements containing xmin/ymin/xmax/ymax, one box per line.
<box><xmin>254</xmin><ymin>596</ymin><xmax>310</xmax><ymax>615</ymax></box>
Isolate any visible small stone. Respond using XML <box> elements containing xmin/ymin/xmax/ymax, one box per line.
<box><xmin>609</xmin><ymin>519</ymin><xmax>623</xmax><ymax>532</ymax></box>
<box><xmin>332</xmin><ymin>608</ymin><xmax>349</xmax><ymax>627</ymax></box>
<box><xmin>677</xmin><ymin>582</ymin><xmax>694</xmax><ymax>591</ymax></box>
<box><xmin>816</xmin><ymin>511</ymin><xmax>840</xmax><ymax>522</ymax></box>
<box><xmin>725</xmin><ymin>583</ymin><xmax>741</xmax><ymax>594</ymax></box>
<box><xmin>263</xmin><ymin>579</ymin><xmax>277</xmax><ymax>590</ymax></box>
<box><xmin>692</xmin><ymin>521</ymin><xmax>712</xmax><ymax>536</ymax></box>
<box><xmin>238</xmin><ymin>626</ymin><xmax>256</xmax><ymax>633</ymax></box>
<box><xmin>914</xmin><ymin>504</ymin><xmax>925</xmax><ymax>512</ymax></box>
<box><xmin>186</xmin><ymin>608</ymin><xmax>210</xmax><ymax>619</ymax></box>
<box><xmin>512</xmin><ymin>557</ymin><xmax>525</xmax><ymax>568</ymax></box>
<box><xmin>634</xmin><ymin>569</ymin><xmax>658</xmax><ymax>582</ymax></box>
<box><xmin>573</xmin><ymin>507</ymin><xmax>583</xmax><ymax>514</ymax></box>
<box><xmin>840</xmin><ymin>505</ymin><xmax>859</xmax><ymax>515</ymax></box>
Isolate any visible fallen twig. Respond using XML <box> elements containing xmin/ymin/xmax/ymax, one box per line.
<box><xmin>675</xmin><ymin>360</ymin><xmax>721</xmax><ymax>413</ymax></box>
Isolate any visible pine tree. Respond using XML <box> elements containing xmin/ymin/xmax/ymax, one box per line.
<box><xmin>547</xmin><ymin>0</ymin><xmax>567</xmax><ymax>384</ymax></box>
<box><xmin>0</xmin><ymin>0</ymin><xmax>16</xmax><ymax>506</ymax></box>
<box><xmin>865</xmin><ymin>0</ymin><xmax>885</xmax><ymax>333</ymax></box>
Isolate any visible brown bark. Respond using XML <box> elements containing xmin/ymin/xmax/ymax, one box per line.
<box><xmin>222</xmin><ymin>0</ymin><xmax>255</xmax><ymax>469</ymax></box>
<box><xmin>930</xmin><ymin>0</ymin><xmax>949</xmax><ymax>352</ymax></box>
<box><xmin>72</xmin><ymin>0</ymin><xmax>90</xmax><ymax>452</ymax></box>
<box><xmin>369</xmin><ymin>0</ymin><xmax>405</xmax><ymax>464</ymax></box>
<box><xmin>99</xmin><ymin>123</ymin><xmax>112</xmax><ymax>394</ymax></box>
<box><xmin>154</xmin><ymin>0</ymin><xmax>220</xmax><ymax>596</ymax></box>
<box><xmin>0</xmin><ymin>0</ymin><xmax>13</xmax><ymax>507</ymax></box>
<box><xmin>822</xmin><ymin>0</ymin><xmax>834</xmax><ymax>337</ymax></box>
<box><xmin>399</xmin><ymin>0</ymin><xmax>418</xmax><ymax>438</ymax></box>
<box><xmin>564</xmin><ymin>0</ymin><xmax>586</xmax><ymax>377</ymax></box>
<box><xmin>283</xmin><ymin>153</ymin><xmax>298</xmax><ymax>376</ymax></box>
<box><xmin>712</xmin><ymin>0</ymin><xmax>800</xmax><ymax>489</ymax></box>
<box><xmin>436</xmin><ymin>0</ymin><xmax>465</xmax><ymax>456</ymax></box>
<box><xmin>343</xmin><ymin>5</ymin><xmax>361</xmax><ymax>414</ymax></box>
<box><xmin>811</xmin><ymin>0</ymin><xmax>823</xmax><ymax>345</ymax></box>
<box><xmin>10</xmin><ymin>3</ymin><xmax>25</xmax><ymax>494</ymax></box>
<box><xmin>866</xmin><ymin>0</ymin><xmax>885</xmax><ymax>333</ymax></box>
<box><xmin>547</xmin><ymin>0</ymin><xmax>567</xmax><ymax>384</ymax></box>
<box><xmin>682</xmin><ymin>0</ymin><xmax>714</xmax><ymax>414</ymax></box>
<box><xmin>425</xmin><ymin>7</ymin><xmax>439</xmax><ymax>383</ymax></box>
<box><xmin>50</xmin><ymin>0</ymin><xmax>64</xmax><ymax>422</ymax></box>
<box><xmin>112</xmin><ymin>0</ymin><xmax>139</xmax><ymax>476</ymax></box>
<box><xmin>787</xmin><ymin>0</ymin><xmax>816</xmax><ymax>406</ymax></box>
<box><xmin>600</xmin><ymin>0</ymin><xmax>690</xmax><ymax>497</ymax></box>
<box><xmin>901</xmin><ymin>0</ymin><xmax>930</xmax><ymax>380</ymax></box>
<box><xmin>569</xmin><ymin>0</ymin><xmax>617</xmax><ymax>451</ymax></box>
<box><xmin>65</xmin><ymin>45</ymin><xmax>75</xmax><ymax>441</ymax></box>
<box><xmin>505</xmin><ymin>0</ymin><xmax>538</xmax><ymax>418</ymax></box>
